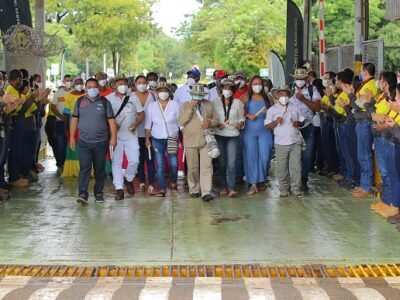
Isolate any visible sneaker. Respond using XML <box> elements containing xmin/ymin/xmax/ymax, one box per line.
<box><xmin>95</xmin><ymin>194</ymin><xmax>105</xmax><ymax>203</ymax></box>
<box><xmin>202</xmin><ymin>194</ymin><xmax>214</xmax><ymax>202</ymax></box>
<box><xmin>115</xmin><ymin>189</ymin><xmax>124</xmax><ymax>201</ymax></box>
<box><xmin>77</xmin><ymin>194</ymin><xmax>88</xmax><ymax>205</ymax></box>
<box><xmin>190</xmin><ymin>192</ymin><xmax>201</xmax><ymax>198</ymax></box>
<box><xmin>9</xmin><ymin>178</ymin><xmax>29</xmax><ymax>187</ymax></box>
<box><xmin>148</xmin><ymin>185</ymin><xmax>156</xmax><ymax>195</ymax></box>
<box><xmin>280</xmin><ymin>191</ymin><xmax>289</xmax><ymax>197</ymax></box>
<box><xmin>139</xmin><ymin>183</ymin><xmax>146</xmax><ymax>192</ymax></box>
<box><xmin>177</xmin><ymin>171</ymin><xmax>185</xmax><ymax>179</ymax></box>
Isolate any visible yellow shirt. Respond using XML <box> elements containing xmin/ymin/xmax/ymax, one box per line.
<box><xmin>334</xmin><ymin>92</ymin><xmax>350</xmax><ymax>116</ymax></box>
<box><xmin>64</xmin><ymin>92</ymin><xmax>84</xmax><ymax>116</ymax></box>
<box><xmin>375</xmin><ymin>93</ymin><xmax>390</xmax><ymax>115</ymax></box>
<box><xmin>12</xmin><ymin>94</ymin><xmax>37</xmax><ymax>118</ymax></box>
<box><xmin>356</xmin><ymin>79</ymin><xmax>379</xmax><ymax>111</ymax></box>
<box><xmin>4</xmin><ymin>85</ymin><xmax>20</xmax><ymax>97</ymax></box>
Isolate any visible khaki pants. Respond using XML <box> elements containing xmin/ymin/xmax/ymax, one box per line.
<box><xmin>185</xmin><ymin>146</ymin><xmax>213</xmax><ymax>196</ymax></box>
<box><xmin>275</xmin><ymin>142</ymin><xmax>302</xmax><ymax>193</ymax></box>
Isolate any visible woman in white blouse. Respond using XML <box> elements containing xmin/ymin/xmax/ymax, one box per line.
<box><xmin>145</xmin><ymin>82</ymin><xmax>180</xmax><ymax>197</ymax></box>
<box><xmin>213</xmin><ymin>79</ymin><xmax>245</xmax><ymax>197</ymax></box>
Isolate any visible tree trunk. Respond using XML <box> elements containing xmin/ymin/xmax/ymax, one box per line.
<box><xmin>117</xmin><ymin>53</ymin><xmax>122</xmax><ymax>75</ymax></box>
<box><xmin>112</xmin><ymin>50</ymin><xmax>117</xmax><ymax>75</ymax></box>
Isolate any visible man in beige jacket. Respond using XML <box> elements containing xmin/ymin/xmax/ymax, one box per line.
<box><xmin>179</xmin><ymin>84</ymin><xmax>219</xmax><ymax>201</ymax></box>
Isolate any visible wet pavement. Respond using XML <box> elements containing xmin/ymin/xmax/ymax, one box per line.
<box><xmin>0</xmin><ymin>160</ymin><xmax>399</xmax><ymax>266</ymax></box>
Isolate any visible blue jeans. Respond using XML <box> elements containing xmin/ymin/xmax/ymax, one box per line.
<box><xmin>138</xmin><ymin>137</ymin><xmax>155</xmax><ymax>185</ymax></box>
<box><xmin>54</xmin><ymin>121</ymin><xmax>67</xmax><ymax>168</ymax></box>
<box><xmin>300</xmin><ymin>124</ymin><xmax>315</xmax><ymax>185</ymax></box>
<box><xmin>356</xmin><ymin>120</ymin><xmax>374</xmax><ymax>192</ymax></box>
<box><xmin>8</xmin><ymin>121</ymin><xmax>25</xmax><ymax>182</ymax></box>
<box><xmin>334</xmin><ymin>122</ymin><xmax>346</xmax><ymax>176</ymax></box>
<box><xmin>337</xmin><ymin>121</ymin><xmax>359</xmax><ymax>182</ymax></box>
<box><xmin>151</xmin><ymin>137</ymin><xmax>178</xmax><ymax>191</ymax></box>
<box><xmin>385</xmin><ymin>141</ymin><xmax>400</xmax><ymax>207</ymax></box>
<box><xmin>77</xmin><ymin>139</ymin><xmax>108</xmax><ymax>196</ymax></box>
<box><xmin>216</xmin><ymin>135</ymin><xmax>239</xmax><ymax>190</ymax></box>
<box><xmin>243</xmin><ymin>129</ymin><xmax>273</xmax><ymax>184</ymax></box>
<box><xmin>235</xmin><ymin>131</ymin><xmax>244</xmax><ymax>177</ymax></box>
<box><xmin>374</xmin><ymin>137</ymin><xmax>391</xmax><ymax>203</ymax></box>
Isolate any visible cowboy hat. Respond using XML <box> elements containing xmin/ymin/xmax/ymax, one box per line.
<box><xmin>109</xmin><ymin>74</ymin><xmax>133</xmax><ymax>90</ymax></box>
<box><xmin>190</xmin><ymin>83</ymin><xmax>208</xmax><ymax>96</ymax></box>
<box><xmin>156</xmin><ymin>82</ymin><xmax>171</xmax><ymax>92</ymax></box>
<box><xmin>290</xmin><ymin>68</ymin><xmax>308</xmax><ymax>80</ymax></box>
<box><xmin>271</xmin><ymin>85</ymin><xmax>294</xmax><ymax>100</ymax></box>
<box><xmin>233</xmin><ymin>71</ymin><xmax>247</xmax><ymax>80</ymax></box>
<box><xmin>221</xmin><ymin>78</ymin><xmax>235</xmax><ymax>87</ymax></box>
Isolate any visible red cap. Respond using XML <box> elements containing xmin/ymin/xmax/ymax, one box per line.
<box><xmin>215</xmin><ymin>70</ymin><xmax>229</xmax><ymax>79</ymax></box>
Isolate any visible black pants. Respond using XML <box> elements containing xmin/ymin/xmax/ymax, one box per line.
<box><xmin>78</xmin><ymin>139</ymin><xmax>108</xmax><ymax>197</ymax></box>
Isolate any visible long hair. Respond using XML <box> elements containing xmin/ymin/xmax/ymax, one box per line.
<box><xmin>381</xmin><ymin>71</ymin><xmax>397</xmax><ymax>101</ymax></box>
<box><xmin>246</xmin><ymin>75</ymin><xmax>271</xmax><ymax>110</ymax></box>
<box><xmin>220</xmin><ymin>84</ymin><xmax>237</xmax><ymax>120</ymax></box>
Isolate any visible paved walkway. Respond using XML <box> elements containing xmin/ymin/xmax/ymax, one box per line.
<box><xmin>0</xmin><ymin>160</ymin><xmax>399</xmax><ymax>266</ymax></box>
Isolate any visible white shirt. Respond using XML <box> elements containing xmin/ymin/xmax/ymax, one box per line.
<box><xmin>173</xmin><ymin>84</ymin><xmax>192</xmax><ymax>106</ymax></box>
<box><xmin>265</xmin><ymin>103</ymin><xmax>305</xmax><ymax>146</ymax></box>
<box><xmin>106</xmin><ymin>92</ymin><xmax>144</xmax><ymax>141</ymax></box>
<box><xmin>145</xmin><ymin>100</ymin><xmax>180</xmax><ymax>139</ymax></box>
<box><xmin>208</xmin><ymin>86</ymin><xmax>219</xmax><ymax>102</ymax></box>
<box><xmin>130</xmin><ymin>91</ymin><xmax>158</xmax><ymax>137</ymax></box>
<box><xmin>51</xmin><ymin>88</ymin><xmax>68</xmax><ymax>120</ymax></box>
<box><xmin>289</xmin><ymin>85</ymin><xmax>321</xmax><ymax>128</ymax></box>
<box><xmin>213</xmin><ymin>98</ymin><xmax>245</xmax><ymax>137</ymax></box>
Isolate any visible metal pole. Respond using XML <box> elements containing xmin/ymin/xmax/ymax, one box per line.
<box><xmin>303</xmin><ymin>0</ymin><xmax>313</xmax><ymax>62</ymax></box>
<box><xmin>35</xmin><ymin>0</ymin><xmax>45</xmax><ymax>85</ymax></box>
<box><xmin>60</xmin><ymin>49</ymin><xmax>65</xmax><ymax>82</ymax></box>
<box><xmin>354</xmin><ymin>0</ymin><xmax>364</xmax><ymax>74</ymax></box>
<box><xmin>318</xmin><ymin>0</ymin><xmax>326</xmax><ymax>77</ymax></box>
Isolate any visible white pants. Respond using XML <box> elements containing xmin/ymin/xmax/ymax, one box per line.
<box><xmin>112</xmin><ymin>139</ymin><xmax>140</xmax><ymax>190</ymax></box>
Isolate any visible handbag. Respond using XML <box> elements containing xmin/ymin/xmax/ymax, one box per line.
<box><xmin>157</xmin><ymin>100</ymin><xmax>178</xmax><ymax>155</ymax></box>
<box><xmin>195</xmin><ymin>107</ymin><xmax>220</xmax><ymax>158</ymax></box>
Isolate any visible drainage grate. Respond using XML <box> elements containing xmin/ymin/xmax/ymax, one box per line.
<box><xmin>1</xmin><ymin>264</ymin><xmax>400</xmax><ymax>278</ymax></box>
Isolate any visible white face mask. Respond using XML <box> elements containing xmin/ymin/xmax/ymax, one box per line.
<box><xmin>322</xmin><ymin>79</ymin><xmax>329</xmax><ymax>88</ymax></box>
<box><xmin>149</xmin><ymin>81</ymin><xmax>158</xmax><ymax>88</ymax></box>
<box><xmin>75</xmin><ymin>84</ymin><xmax>84</xmax><ymax>92</ymax></box>
<box><xmin>117</xmin><ymin>85</ymin><xmax>128</xmax><ymax>94</ymax></box>
<box><xmin>158</xmin><ymin>92</ymin><xmax>169</xmax><ymax>100</ymax></box>
<box><xmin>295</xmin><ymin>80</ymin><xmax>306</xmax><ymax>88</ymax></box>
<box><xmin>136</xmin><ymin>84</ymin><xmax>147</xmax><ymax>93</ymax></box>
<box><xmin>187</xmin><ymin>78</ymin><xmax>196</xmax><ymax>87</ymax></box>
<box><xmin>222</xmin><ymin>90</ymin><xmax>232</xmax><ymax>98</ymax></box>
<box><xmin>235</xmin><ymin>80</ymin><xmax>245</xmax><ymax>89</ymax></box>
<box><xmin>279</xmin><ymin>96</ymin><xmax>290</xmax><ymax>106</ymax></box>
<box><xmin>98</xmin><ymin>79</ymin><xmax>107</xmax><ymax>87</ymax></box>
<box><xmin>64</xmin><ymin>81</ymin><xmax>72</xmax><ymax>89</ymax></box>
<box><xmin>252</xmin><ymin>84</ymin><xmax>263</xmax><ymax>94</ymax></box>
<box><xmin>35</xmin><ymin>82</ymin><xmax>43</xmax><ymax>89</ymax></box>
<box><xmin>193</xmin><ymin>95</ymin><xmax>203</xmax><ymax>101</ymax></box>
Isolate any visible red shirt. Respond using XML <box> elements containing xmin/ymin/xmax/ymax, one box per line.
<box><xmin>99</xmin><ymin>87</ymin><xmax>113</xmax><ymax>97</ymax></box>
<box><xmin>234</xmin><ymin>85</ymin><xmax>249</xmax><ymax>100</ymax></box>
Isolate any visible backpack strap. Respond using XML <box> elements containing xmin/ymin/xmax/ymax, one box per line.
<box><xmin>114</xmin><ymin>95</ymin><xmax>130</xmax><ymax>118</ymax></box>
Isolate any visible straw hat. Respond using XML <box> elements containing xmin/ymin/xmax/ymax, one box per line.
<box><xmin>290</xmin><ymin>68</ymin><xmax>308</xmax><ymax>80</ymax></box>
<box><xmin>156</xmin><ymin>82</ymin><xmax>171</xmax><ymax>92</ymax></box>
<box><xmin>221</xmin><ymin>78</ymin><xmax>235</xmax><ymax>87</ymax></box>
<box><xmin>109</xmin><ymin>74</ymin><xmax>133</xmax><ymax>90</ymax></box>
<box><xmin>271</xmin><ymin>85</ymin><xmax>294</xmax><ymax>100</ymax></box>
<box><xmin>190</xmin><ymin>84</ymin><xmax>208</xmax><ymax>96</ymax></box>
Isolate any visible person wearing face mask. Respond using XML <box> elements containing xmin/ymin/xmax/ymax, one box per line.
<box><xmin>95</xmin><ymin>72</ymin><xmax>112</xmax><ymax>97</ymax></box>
<box><xmin>213</xmin><ymin>79</ymin><xmax>245</xmax><ymax>197</ymax></box>
<box><xmin>242</xmin><ymin>75</ymin><xmax>275</xmax><ymax>195</ymax></box>
<box><xmin>62</xmin><ymin>76</ymin><xmax>86</xmax><ymax>177</ymax></box>
<box><xmin>69</xmin><ymin>78</ymin><xmax>117</xmax><ymax>205</ymax></box>
<box><xmin>147</xmin><ymin>72</ymin><xmax>159</xmax><ymax>92</ymax></box>
<box><xmin>179</xmin><ymin>84</ymin><xmax>218</xmax><ymax>202</ymax></box>
<box><xmin>359</xmin><ymin>71</ymin><xmax>398</xmax><ymax>216</ymax></box>
<box><xmin>174</xmin><ymin>68</ymin><xmax>202</xmax><ymax>106</ymax></box>
<box><xmin>145</xmin><ymin>83</ymin><xmax>180</xmax><ymax>197</ymax></box>
<box><xmin>131</xmin><ymin>75</ymin><xmax>157</xmax><ymax>195</ymax></box>
<box><xmin>106</xmin><ymin>75</ymin><xmax>144</xmax><ymax>200</ymax></box>
<box><xmin>50</xmin><ymin>74</ymin><xmax>73</xmax><ymax>174</ymax></box>
<box><xmin>233</xmin><ymin>71</ymin><xmax>249</xmax><ymax>100</ymax></box>
<box><xmin>289</xmin><ymin>68</ymin><xmax>322</xmax><ymax>191</ymax></box>
<box><xmin>345</xmin><ymin>63</ymin><xmax>379</xmax><ymax>198</ymax></box>
<box><xmin>208</xmin><ymin>70</ymin><xmax>229</xmax><ymax>102</ymax></box>
<box><xmin>265</xmin><ymin>86</ymin><xmax>305</xmax><ymax>197</ymax></box>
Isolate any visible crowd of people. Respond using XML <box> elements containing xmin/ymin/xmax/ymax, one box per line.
<box><xmin>0</xmin><ymin>64</ymin><xmax>400</xmax><ymax>230</ymax></box>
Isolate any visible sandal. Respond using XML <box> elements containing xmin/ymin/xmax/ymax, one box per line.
<box><xmin>228</xmin><ymin>190</ymin><xmax>238</xmax><ymax>198</ymax></box>
<box><xmin>155</xmin><ymin>190</ymin><xmax>166</xmax><ymax>197</ymax></box>
<box><xmin>220</xmin><ymin>188</ymin><xmax>228</xmax><ymax>196</ymax></box>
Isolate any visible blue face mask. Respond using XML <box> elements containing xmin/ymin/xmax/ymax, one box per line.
<box><xmin>193</xmin><ymin>95</ymin><xmax>203</xmax><ymax>101</ymax></box>
<box><xmin>87</xmin><ymin>87</ymin><xmax>99</xmax><ymax>98</ymax></box>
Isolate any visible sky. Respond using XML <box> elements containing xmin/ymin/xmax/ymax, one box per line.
<box><xmin>152</xmin><ymin>0</ymin><xmax>201</xmax><ymax>38</ymax></box>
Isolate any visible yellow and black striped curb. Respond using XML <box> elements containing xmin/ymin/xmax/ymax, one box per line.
<box><xmin>1</xmin><ymin>264</ymin><xmax>400</xmax><ymax>278</ymax></box>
